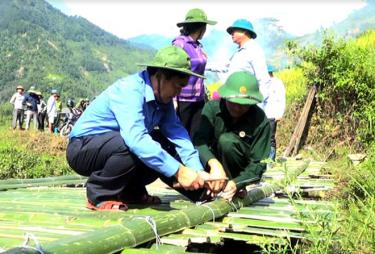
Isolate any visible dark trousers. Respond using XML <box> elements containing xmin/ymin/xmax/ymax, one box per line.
<box><xmin>37</xmin><ymin>112</ymin><xmax>46</xmax><ymax>131</ymax></box>
<box><xmin>269</xmin><ymin>119</ymin><xmax>277</xmax><ymax>160</ymax></box>
<box><xmin>66</xmin><ymin>131</ymin><xmax>160</xmax><ymax>204</ymax></box>
<box><xmin>66</xmin><ymin>131</ymin><xmax>204</xmax><ymax>204</ymax></box>
<box><xmin>176</xmin><ymin>100</ymin><xmax>205</xmax><ymax>138</ymax></box>
<box><xmin>216</xmin><ymin>132</ymin><xmax>252</xmax><ymax>179</ymax></box>
<box><xmin>12</xmin><ymin>109</ymin><xmax>24</xmax><ymax>129</ymax></box>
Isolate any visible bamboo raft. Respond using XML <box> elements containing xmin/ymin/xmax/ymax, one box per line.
<box><xmin>0</xmin><ymin>159</ymin><xmax>335</xmax><ymax>253</ymax></box>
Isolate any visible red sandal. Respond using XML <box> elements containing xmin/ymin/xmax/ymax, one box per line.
<box><xmin>86</xmin><ymin>200</ymin><xmax>128</xmax><ymax>211</ymax></box>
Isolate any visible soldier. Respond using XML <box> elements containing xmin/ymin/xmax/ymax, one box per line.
<box><xmin>194</xmin><ymin>71</ymin><xmax>271</xmax><ymax>201</ymax></box>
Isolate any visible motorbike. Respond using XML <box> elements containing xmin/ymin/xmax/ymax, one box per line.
<box><xmin>59</xmin><ymin>108</ymin><xmax>82</xmax><ymax>137</ymax></box>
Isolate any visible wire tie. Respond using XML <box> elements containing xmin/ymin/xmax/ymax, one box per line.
<box><xmin>22</xmin><ymin>233</ymin><xmax>45</xmax><ymax>254</ymax></box>
<box><xmin>134</xmin><ymin>216</ymin><xmax>161</xmax><ymax>249</ymax></box>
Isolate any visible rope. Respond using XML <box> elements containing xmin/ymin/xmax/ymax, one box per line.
<box><xmin>22</xmin><ymin>233</ymin><xmax>45</xmax><ymax>254</ymax></box>
<box><xmin>228</xmin><ymin>200</ymin><xmax>239</xmax><ymax>212</ymax></box>
<box><xmin>134</xmin><ymin>216</ymin><xmax>161</xmax><ymax>249</ymax></box>
<box><xmin>200</xmin><ymin>204</ymin><xmax>216</xmax><ymax>222</ymax></box>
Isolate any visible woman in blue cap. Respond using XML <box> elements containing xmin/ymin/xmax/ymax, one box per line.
<box><xmin>206</xmin><ymin>19</ymin><xmax>270</xmax><ymax>90</ymax></box>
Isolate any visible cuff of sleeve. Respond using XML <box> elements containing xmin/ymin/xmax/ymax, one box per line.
<box><xmin>233</xmin><ymin>167</ymin><xmax>264</xmax><ymax>189</ymax></box>
<box><xmin>185</xmin><ymin>159</ymin><xmax>204</xmax><ymax>172</ymax></box>
<box><xmin>163</xmin><ymin>159</ymin><xmax>181</xmax><ymax>178</ymax></box>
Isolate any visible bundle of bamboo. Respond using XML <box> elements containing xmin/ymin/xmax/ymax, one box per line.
<box><xmin>3</xmin><ymin>161</ymin><xmax>310</xmax><ymax>254</ymax></box>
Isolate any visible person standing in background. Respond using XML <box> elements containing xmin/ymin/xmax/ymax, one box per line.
<box><xmin>259</xmin><ymin>64</ymin><xmax>286</xmax><ymax>160</ymax></box>
<box><xmin>46</xmin><ymin>89</ymin><xmax>59</xmax><ymax>133</ymax></box>
<box><xmin>36</xmin><ymin>91</ymin><xmax>47</xmax><ymax>131</ymax></box>
<box><xmin>173</xmin><ymin>8</ymin><xmax>216</xmax><ymax>137</ymax></box>
<box><xmin>206</xmin><ymin>19</ymin><xmax>270</xmax><ymax>91</ymax></box>
<box><xmin>9</xmin><ymin>85</ymin><xmax>25</xmax><ymax>130</ymax></box>
<box><xmin>23</xmin><ymin>87</ymin><xmax>40</xmax><ymax>130</ymax></box>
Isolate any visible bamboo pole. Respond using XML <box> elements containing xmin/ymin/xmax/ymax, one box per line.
<box><xmin>283</xmin><ymin>86</ymin><xmax>317</xmax><ymax>157</ymax></box>
<box><xmin>4</xmin><ymin>161</ymin><xmax>309</xmax><ymax>254</ymax></box>
<box><xmin>0</xmin><ymin>175</ymin><xmax>87</xmax><ymax>191</ymax></box>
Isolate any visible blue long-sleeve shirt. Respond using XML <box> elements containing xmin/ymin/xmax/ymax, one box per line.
<box><xmin>69</xmin><ymin>70</ymin><xmax>204</xmax><ymax>177</ymax></box>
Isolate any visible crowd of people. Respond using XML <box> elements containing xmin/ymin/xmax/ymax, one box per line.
<box><xmin>9</xmin><ymin>86</ymin><xmax>89</xmax><ymax>133</ymax></box>
<box><xmin>11</xmin><ymin>9</ymin><xmax>286</xmax><ymax>211</ymax></box>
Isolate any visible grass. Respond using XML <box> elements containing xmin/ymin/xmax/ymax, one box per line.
<box><xmin>0</xmin><ymin>125</ymin><xmax>72</xmax><ymax>179</ymax></box>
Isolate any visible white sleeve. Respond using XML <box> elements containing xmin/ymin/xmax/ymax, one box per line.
<box><xmin>10</xmin><ymin>94</ymin><xmax>16</xmax><ymax>104</ymax></box>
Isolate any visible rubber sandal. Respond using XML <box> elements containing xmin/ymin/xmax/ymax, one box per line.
<box><xmin>86</xmin><ymin>200</ymin><xmax>128</xmax><ymax>211</ymax></box>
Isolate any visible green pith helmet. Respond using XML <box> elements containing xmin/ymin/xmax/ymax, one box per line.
<box><xmin>28</xmin><ymin>86</ymin><xmax>37</xmax><ymax>95</ymax></box>
<box><xmin>177</xmin><ymin>8</ymin><xmax>217</xmax><ymax>27</ymax></box>
<box><xmin>138</xmin><ymin>46</ymin><xmax>205</xmax><ymax>78</ymax></box>
<box><xmin>218</xmin><ymin>71</ymin><xmax>263</xmax><ymax>105</ymax></box>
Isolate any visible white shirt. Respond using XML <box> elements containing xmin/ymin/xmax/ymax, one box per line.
<box><xmin>10</xmin><ymin>92</ymin><xmax>25</xmax><ymax>110</ymax></box>
<box><xmin>206</xmin><ymin>39</ymin><xmax>271</xmax><ymax>87</ymax></box>
<box><xmin>37</xmin><ymin>99</ymin><xmax>47</xmax><ymax>113</ymax></box>
<box><xmin>259</xmin><ymin>76</ymin><xmax>286</xmax><ymax>120</ymax></box>
<box><xmin>46</xmin><ymin>95</ymin><xmax>56</xmax><ymax>116</ymax></box>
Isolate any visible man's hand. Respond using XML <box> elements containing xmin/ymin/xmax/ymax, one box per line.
<box><xmin>206</xmin><ymin>159</ymin><xmax>227</xmax><ymax>194</ymax></box>
<box><xmin>175</xmin><ymin>165</ymin><xmax>205</xmax><ymax>191</ymax></box>
<box><xmin>219</xmin><ymin>180</ymin><xmax>237</xmax><ymax>201</ymax></box>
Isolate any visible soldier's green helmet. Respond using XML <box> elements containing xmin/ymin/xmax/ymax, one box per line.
<box><xmin>218</xmin><ymin>71</ymin><xmax>263</xmax><ymax>105</ymax></box>
<box><xmin>138</xmin><ymin>46</ymin><xmax>205</xmax><ymax>78</ymax></box>
<box><xmin>177</xmin><ymin>8</ymin><xmax>217</xmax><ymax>27</ymax></box>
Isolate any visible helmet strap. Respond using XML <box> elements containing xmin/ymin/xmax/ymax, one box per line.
<box><xmin>156</xmin><ymin>71</ymin><xmax>163</xmax><ymax>103</ymax></box>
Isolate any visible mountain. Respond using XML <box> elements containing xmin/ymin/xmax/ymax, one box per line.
<box><xmin>128</xmin><ymin>1</ymin><xmax>375</xmax><ymax>72</ymax></box>
<box><xmin>0</xmin><ymin>0</ymin><xmax>155</xmax><ymax>103</ymax></box>
<box><xmin>294</xmin><ymin>1</ymin><xmax>375</xmax><ymax>47</ymax></box>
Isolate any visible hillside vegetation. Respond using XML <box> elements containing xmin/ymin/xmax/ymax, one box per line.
<box><xmin>277</xmin><ymin>30</ymin><xmax>375</xmax><ymax>153</ymax></box>
<box><xmin>0</xmin><ymin>0</ymin><xmax>154</xmax><ymax>103</ymax></box>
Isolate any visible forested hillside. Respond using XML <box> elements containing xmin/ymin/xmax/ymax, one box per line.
<box><xmin>0</xmin><ymin>0</ymin><xmax>155</xmax><ymax>102</ymax></box>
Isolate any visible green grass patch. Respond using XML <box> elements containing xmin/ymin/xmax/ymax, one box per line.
<box><xmin>0</xmin><ymin>126</ymin><xmax>73</xmax><ymax>179</ymax></box>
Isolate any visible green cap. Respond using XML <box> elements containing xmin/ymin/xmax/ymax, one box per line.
<box><xmin>138</xmin><ymin>46</ymin><xmax>205</xmax><ymax>79</ymax></box>
<box><xmin>177</xmin><ymin>8</ymin><xmax>217</xmax><ymax>27</ymax></box>
<box><xmin>218</xmin><ymin>71</ymin><xmax>263</xmax><ymax>105</ymax></box>
<box><xmin>28</xmin><ymin>87</ymin><xmax>37</xmax><ymax>94</ymax></box>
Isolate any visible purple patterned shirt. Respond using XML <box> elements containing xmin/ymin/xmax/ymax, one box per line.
<box><xmin>173</xmin><ymin>35</ymin><xmax>207</xmax><ymax>102</ymax></box>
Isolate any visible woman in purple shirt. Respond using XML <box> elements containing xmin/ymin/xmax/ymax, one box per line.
<box><xmin>173</xmin><ymin>8</ymin><xmax>216</xmax><ymax>137</ymax></box>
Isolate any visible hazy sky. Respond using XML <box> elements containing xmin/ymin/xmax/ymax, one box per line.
<box><xmin>47</xmin><ymin>0</ymin><xmax>367</xmax><ymax>39</ymax></box>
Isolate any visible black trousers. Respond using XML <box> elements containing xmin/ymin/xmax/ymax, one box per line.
<box><xmin>66</xmin><ymin>131</ymin><xmax>161</xmax><ymax>204</ymax></box>
<box><xmin>37</xmin><ymin>112</ymin><xmax>46</xmax><ymax>131</ymax></box>
<box><xmin>176</xmin><ymin>100</ymin><xmax>205</xmax><ymax>138</ymax></box>
<box><xmin>66</xmin><ymin>131</ymin><xmax>204</xmax><ymax>204</ymax></box>
<box><xmin>269</xmin><ymin>119</ymin><xmax>277</xmax><ymax>160</ymax></box>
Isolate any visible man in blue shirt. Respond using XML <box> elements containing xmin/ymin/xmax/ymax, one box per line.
<box><xmin>67</xmin><ymin>46</ymin><xmax>215</xmax><ymax>211</ymax></box>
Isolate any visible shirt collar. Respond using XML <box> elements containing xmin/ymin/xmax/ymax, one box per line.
<box><xmin>238</xmin><ymin>39</ymin><xmax>253</xmax><ymax>50</ymax></box>
<box><xmin>185</xmin><ymin>35</ymin><xmax>201</xmax><ymax>47</ymax></box>
<box><xmin>141</xmin><ymin>70</ymin><xmax>156</xmax><ymax>103</ymax></box>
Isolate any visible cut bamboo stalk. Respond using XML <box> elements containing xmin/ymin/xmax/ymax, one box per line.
<box><xmin>0</xmin><ymin>175</ymin><xmax>86</xmax><ymax>185</ymax></box>
<box><xmin>283</xmin><ymin>86</ymin><xmax>317</xmax><ymax>157</ymax></box>
<box><xmin>0</xmin><ymin>179</ymin><xmax>86</xmax><ymax>191</ymax></box>
<box><xmin>4</xmin><ymin>161</ymin><xmax>309</xmax><ymax>254</ymax></box>
<box><xmin>222</xmin><ymin>217</ymin><xmax>306</xmax><ymax>232</ymax></box>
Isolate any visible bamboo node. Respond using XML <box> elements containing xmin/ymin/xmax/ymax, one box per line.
<box><xmin>22</xmin><ymin>233</ymin><xmax>45</xmax><ymax>254</ymax></box>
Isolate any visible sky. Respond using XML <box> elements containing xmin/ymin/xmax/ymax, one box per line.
<box><xmin>47</xmin><ymin>0</ymin><xmax>367</xmax><ymax>39</ymax></box>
